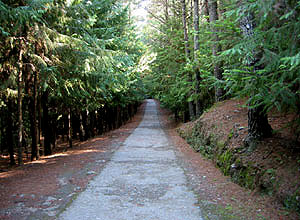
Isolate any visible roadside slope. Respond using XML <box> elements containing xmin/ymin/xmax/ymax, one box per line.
<box><xmin>157</xmin><ymin>99</ymin><xmax>300</xmax><ymax>219</ymax></box>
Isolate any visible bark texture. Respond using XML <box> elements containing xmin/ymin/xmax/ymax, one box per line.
<box><xmin>68</xmin><ymin>108</ymin><xmax>72</xmax><ymax>149</ymax></box>
<box><xmin>208</xmin><ymin>0</ymin><xmax>224</xmax><ymax>102</ymax></box>
<box><xmin>193</xmin><ymin>0</ymin><xmax>202</xmax><ymax>116</ymax></box>
<box><xmin>42</xmin><ymin>91</ymin><xmax>52</xmax><ymax>155</ymax></box>
<box><xmin>244</xmin><ymin>105</ymin><xmax>273</xmax><ymax>145</ymax></box>
<box><xmin>239</xmin><ymin>12</ymin><xmax>273</xmax><ymax>145</ymax></box>
<box><xmin>31</xmin><ymin>71</ymin><xmax>39</xmax><ymax>160</ymax></box>
<box><xmin>7</xmin><ymin>99</ymin><xmax>16</xmax><ymax>165</ymax></box>
<box><xmin>17</xmin><ymin>48</ymin><xmax>24</xmax><ymax>165</ymax></box>
<box><xmin>181</xmin><ymin>0</ymin><xmax>195</xmax><ymax>119</ymax></box>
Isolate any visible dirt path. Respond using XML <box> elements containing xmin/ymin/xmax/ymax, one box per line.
<box><xmin>60</xmin><ymin>99</ymin><xmax>202</xmax><ymax>219</ymax></box>
<box><xmin>0</xmin><ymin>99</ymin><xmax>291</xmax><ymax>220</ymax></box>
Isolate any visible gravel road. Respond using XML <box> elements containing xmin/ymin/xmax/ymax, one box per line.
<box><xmin>59</xmin><ymin>99</ymin><xmax>203</xmax><ymax>220</ymax></box>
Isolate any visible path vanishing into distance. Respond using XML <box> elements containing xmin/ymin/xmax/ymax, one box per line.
<box><xmin>60</xmin><ymin>99</ymin><xmax>203</xmax><ymax>220</ymax></box>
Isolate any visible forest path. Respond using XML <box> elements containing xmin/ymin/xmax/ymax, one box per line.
<box><xmin>59</xmin><ymin>99</ymin><xmax>203</xmax><ymax>220</ymax></box>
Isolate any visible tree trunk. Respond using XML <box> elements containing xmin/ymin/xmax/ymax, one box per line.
<box><xmin>96</xmin><ymin>109</ymin><xmax>103</xmax><ymax>135</ymax></box>
<box><xmin>202</xmin><ymin>0</ymin><xmax>209</xmax><ymax>21</ymax></box>
<box><xmin>125</xmin><ymin>105</ymin><xmax>129</xmax><ymax>122</ymax></box>
<box><xmin>102</xmin><ymin>107</ymin><xmax>107</xmax><ymax>132</ymax></box>
<box><xmin>17</xmin><ymin>49</ymin><xmax>24</xmax><ymax>165</ymax></box>
<box><xmin>208</xmin><ymin>0</ymin><xmax>224</xmax><ymax>102</ymax></box>
<box><xmin>42</xmin><ymin>91</ymin><xmax>52</xmax><ymax>155</ymax></box>
<box><xmin>31</xmin><ymin>71</ymin><xmax>39</xmax><ymax>160</ymax></box>
<box><xmin>128</xmin><ymin>104</ymin><xmax>133</xmax><ymax>119</ymax></box>
<box><xmin>193</xmin><ymin>0</ymin><xmax>202</xmax><ymax>116</ymax></box>
<box><xmin>89</xmin><ymin>111</ymin><xmax>96</xmax><ymax>137</ymax></box>
<box><xmin>190</xmin><ymin>0</ymin><xmax>193</xmax><ymax>24</ymax></box>
<box><xmin>37</xmin><ymin>79</ymin><xmax>42</xmax><ymax>155</ymax></box>
<box><xmin>64</xmin><ymin>114</ymin><xmax>69</xmax><ymax>141</ymax></box>
<box><xmin>107</xmin><ymin>106</ymin><xmax>113</xmax><ymax>131</ymax></box>
<box><xmin>82</xmin><ymin>110</ymin><xmax>90</xmax><ymax>140</ymax></box>
<box><xmin>181</xmin><ymin>0</ymin><xmax>195</xmax><ymax>119</ymax></box>
<box><xmin>7</xmin><ymin>99</ymin><xmax>16</xmax><ymax>165</ymax></box>
<box><xmin>174</xmin><ymin>109</ymin><xmax>179</xmax><ymax>122</ymax></box>
<box><xmin>239</xmin><ymin>12</ymin><xmax>273</xmax><ymax>145</ymax></box>
<box><xmin>68</xmin><ymin>108</ymin><xmax>72</xmax><ymax>148</ymax></box>
<box><xmin>51</xmin><ymin>114</ymin><xmax>57</xmax><ymax>151</ymax></box>
<box><xmin>79</xmin><ymin>112</ymin><xmax>85</xmax><ymax>141</ymax></box>
<box><xmin>72</xmin><ymin>113</ymin><xmax>79</xmax><ymax>140</ymax></box>
<box><xmin>115</xmin><ymin>106</ymin><xmax>120</xmax><ymax>128</ymax></box>
<box><xmin>165</xmin><ymin>0</ymin><xmax>169</xmax><ymax>23</ymax></box>
<box><xmin>244</xmin><ymin>105</ymin><xmax>273</xmax><ymax>145</ymax></box>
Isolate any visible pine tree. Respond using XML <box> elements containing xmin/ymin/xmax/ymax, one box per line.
<box><xmin>208</xmin><ymin>0</ymin><xmax>224</xmax><ymax>102</ymax></box>
<box><xmin>181</xmin><ymin>0</ymin><xmax>195</xmax><ymax>119</ymax></box>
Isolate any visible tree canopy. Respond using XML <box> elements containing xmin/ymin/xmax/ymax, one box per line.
<box><xmin>0</xmin><ymin>0</ymin><xmax>146</xmax><ymax>164</ymax></box>
<box><xmin>143</xmin><ymin>0</ymin><xmax>300</xmax><ymax>138</ymax></box>
<box><xmin>1</xmin><ymin>0</ymin><xmax>299</xmax><ymax>165</ymax></box>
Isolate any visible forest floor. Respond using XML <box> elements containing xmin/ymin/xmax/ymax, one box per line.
<box><xmin>0</xmin><ymin>99</ymin><xmax>299</xmax><ymax>219</ymax></box>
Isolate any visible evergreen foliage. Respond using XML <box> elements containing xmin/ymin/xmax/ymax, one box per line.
<box><xmin>222</xmin><ymin>0</ymin><xmax>300</xmax><ymax>135</ymax></box>
<box><xmin>0</xmin><ymin>0</ymin><xmax>145</xmax><ymax>164</ymax></box>
<box><xmin>144</xmin><ymin>0</ymin><xmax>299</xmax><ymax>138</ymax></box>
<box><xmin>1</xmin><ymin>0</ymin><xmax>300</xmax><ymax>164</ymax></box>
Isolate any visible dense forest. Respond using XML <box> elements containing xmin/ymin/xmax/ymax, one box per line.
<box><xmin>143</xmin><ymin>0</ymin><xmax>300</xmax><ymax>144</ymax></box>
<box><xmin>0</xmin><ymin>0</ymin><xmax>145</xmax><ymax>165</ymax></box>
<box><xmin>0</xmin><ymin>0</ymin><xmax>299</xmax><ymax>167</ymax></box>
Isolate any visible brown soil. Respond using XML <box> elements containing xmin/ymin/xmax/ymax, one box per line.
<box><xmin>157</xmin><ymin>99</ymin><xmax>300</xmax><ymax>219</ymax></box>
